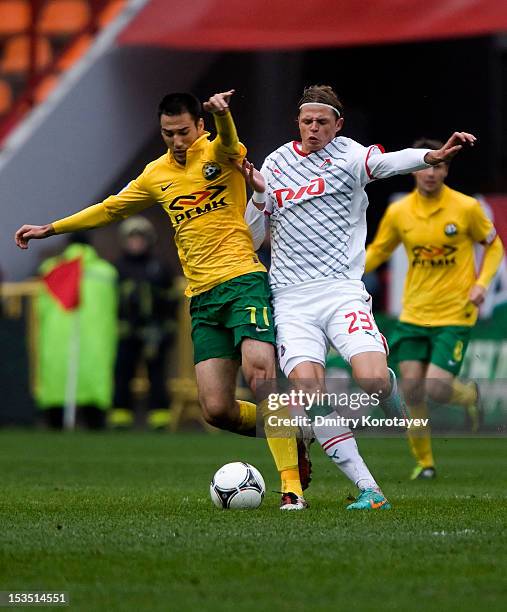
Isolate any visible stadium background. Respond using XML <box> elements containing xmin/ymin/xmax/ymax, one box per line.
<box><xmin>0</xmin><ymin>0</ymin><xmax>506</xmax><ymax>426</ymax></box>
<box><xmin>0</xmin><ymin>3</ymin><xmax>506</xmax><ymax>611</ymax></box>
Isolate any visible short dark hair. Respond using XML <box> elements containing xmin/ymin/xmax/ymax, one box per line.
<box><xmin>412</xmin><ymin>137</ymin><xmax>444</xmax><ymax>150</ymax></box>
<box><xmin>298</xmin><ymin>85</ymin><xmax>344</xmax><ymax>118</ymax></box>
<box><xmin>158</xmin><ymin>93</ymin><xmax>202</xmax><ymax>123</ymax></box>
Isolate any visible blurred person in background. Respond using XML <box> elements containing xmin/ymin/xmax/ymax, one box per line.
<box><xmin>110</xmin><ymin>216</ymin><xmax>178</xmax><ymax>431</ymax></box>
<box><xmin>35</xmin><ymin>232</ymin><xmax>118</xmax><ymax>429</ymax></box>
<box><xmin>365</xmin><ymin>138</ymin><xmax>504</xmax><ymax>479</ymax></box>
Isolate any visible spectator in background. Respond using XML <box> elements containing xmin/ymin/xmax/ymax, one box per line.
<box><xmin>109</xmin><ymin>217</ymin><xmax>178</xmax><ymax>430</ymax></box>
<box><xmin>365</xmin><ymin>138</ymin><xmax>504</xmax><ymax>479</ymax></box>
<box><xmin>35</xmin><ymin>232</ymin><xmax>118</xmax><ymax>429</ymax></box>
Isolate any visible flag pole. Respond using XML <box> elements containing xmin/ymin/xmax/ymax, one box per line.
<box><xmin>63</xmin><ymin>309</ymin><xmax>80</xmax><ymax>431</ymax></box>
<box><xmin>42</xmin><ymin>255</ymin><xmax>82</xmax><ymax>431</ymax></box>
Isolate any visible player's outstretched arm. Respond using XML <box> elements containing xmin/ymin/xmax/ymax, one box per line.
<box><xmin>424</xmin><ymin>132</ymin><xmax>477</xmax><ymax>165</ymax></box>
<box><xmin>15</xmin><ymin>202</ymin><xmax>111</xmax><ymax>250</ymax></box>
<box><xmin>365</xmin><ymin>132</ymin><xmax>477</xmax><ymax>182</ymax></box>
<box><xmin>15</xmin><ymin>172</ymin><xmax>155</xmax><ymax>250</ymax></box>
<box><xmin>15</xmin><ymin>223</ymin><xmax>55</xmax><ymax>249</ymax></box>
<box><xmin>204</xmin><ymin>89</ymin><xmax>240</xmax><ymax>152</ymax></box>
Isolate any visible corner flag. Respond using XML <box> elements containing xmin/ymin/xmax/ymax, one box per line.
<box><xmin>43</xmin><ymin>257</ymin><xmax>82</xmax><ymax>310</ymax></box>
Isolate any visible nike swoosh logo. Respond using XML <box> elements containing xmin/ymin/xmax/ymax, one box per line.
<box><xmin>370</xmin><ymin>499</ymin><xmax>388</xmax><ymax>509</ymax></box>
<box><xmin>255</xmin><ymin>327</ymin><xmax>269</xmax><ymax>332</ymax></box>
<box><xmin>161</xmin><ymin>182</ymin><xmax>172</xmax><ymax>191</ymax></box>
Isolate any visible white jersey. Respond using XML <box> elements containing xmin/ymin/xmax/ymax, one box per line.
<box><xmin>257</xmin><ymin>137</ymin><xmax>429</xmax><ymax>290</ymax></box>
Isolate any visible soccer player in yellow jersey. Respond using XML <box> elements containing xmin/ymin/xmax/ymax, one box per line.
<box><xmin>365</xmin><ymin>138</ymin><xmax>504</xmax><ymax>479</ymax></box>
<box><xmin>14</xmin><ymin>90</ymin><xmax>309</xmax><ymax>509</ymax></box>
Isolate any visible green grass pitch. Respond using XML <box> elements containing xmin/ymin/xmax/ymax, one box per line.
<box><xmin>0</xmin><ymin>431</ymin><xmax>505</xmax><ymax>611</ymax></box>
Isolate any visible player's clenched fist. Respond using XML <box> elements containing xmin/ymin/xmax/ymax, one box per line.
<box><xmin>15</xmin><ymin>223</ymin><xmax>54</xmax><ymax>249</ymax></box>
<box><xmin>203</xmin><ymin>89</ymin><xmax>235</xmax><ymax>115</ymax></box>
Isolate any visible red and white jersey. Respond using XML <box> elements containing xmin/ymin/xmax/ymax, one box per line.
<box><xmin>260</xmin><ymin>136</ymin><xmax>429</xmax><ymax>290</ymax></box>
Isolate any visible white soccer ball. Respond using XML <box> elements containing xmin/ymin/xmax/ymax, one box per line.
<box><xmin>210</xmin><ymin>462</ymin><xmax>265</xmax><ymax>509</ymax></box>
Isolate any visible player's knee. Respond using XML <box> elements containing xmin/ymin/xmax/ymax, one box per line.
<box><xmin>356</xmin><ymin>367</ymin><xmax>390</xmax><ymax>396</ymax></box>
<box><xmin>200</xmin><ymin>396</ymin><xmax>235</xmax><ymax>428</ymax></box>
<box><xmin>352</xmin><ymin>354</ymin><xmax>391</xmax><ymax>396</ymax></box>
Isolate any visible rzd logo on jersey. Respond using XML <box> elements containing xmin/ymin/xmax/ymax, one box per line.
<box><xmin>273</xmin><ymin>177</ymin><xmax>325</xmax><ymax>208</ymax></box>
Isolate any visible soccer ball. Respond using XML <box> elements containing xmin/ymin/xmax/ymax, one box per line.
<box><xmin>210</xmin><ymin>462</ymin><xmax>265</xmax><ymax>509</ymax></box>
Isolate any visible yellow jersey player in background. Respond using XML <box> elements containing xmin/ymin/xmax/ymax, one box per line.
<box><xmin>14</xmin><ymin>89</ymin><xmax>309</xmax><ymax>510</ymax></box>
<box><xmin>365</xmin><ymin>138</ymin><xmax>504</xmax><ymax>480</ymax></box>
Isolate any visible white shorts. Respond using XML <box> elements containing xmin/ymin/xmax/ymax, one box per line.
<box><xmin>272</xmin><ymin>278</ymin><xmax>387</xmax><ymax>377</ymax></box>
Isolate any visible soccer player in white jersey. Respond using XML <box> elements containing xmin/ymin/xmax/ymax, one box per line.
<box><xmin>244</xmin><ymin>84</ymin><xmax>476</xmax><ymax>510</ymax></box>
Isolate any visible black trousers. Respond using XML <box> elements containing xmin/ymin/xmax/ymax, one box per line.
<box><xmin>39</xmin><ymin>406</ymin><xmax>106</xmax><ymax>430</ymax></box>
<box><xmin>113</xmin><ymin>335</ymin><xmax>171</xmax><ymax>411</ymax></box>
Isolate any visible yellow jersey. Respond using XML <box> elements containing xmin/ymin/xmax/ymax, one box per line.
<box><xmin>54</xmin><ymin>113</ymin><xmax>265</xmax><ymax>297</ymax></box>
<box><xmin>365</xmin><ymin>185</ymin><xmax>498</xmax><ymax>326</ymax></box>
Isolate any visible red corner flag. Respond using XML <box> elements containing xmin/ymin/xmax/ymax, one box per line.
<box><xmin>43</xmin><ymin>257</ymin><xmax>82</xmax><ymax>310</ymax></box>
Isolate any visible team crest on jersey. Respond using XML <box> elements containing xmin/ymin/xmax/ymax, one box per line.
<box><xmin>444</xmin><ymin>223</ymin><xmax>458</xmax><ymax>236</ymax></box>
<box><xmin>202</xmin><ymin>161</ymin><xmax>222</xmax><ymax>180</ymax></box>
